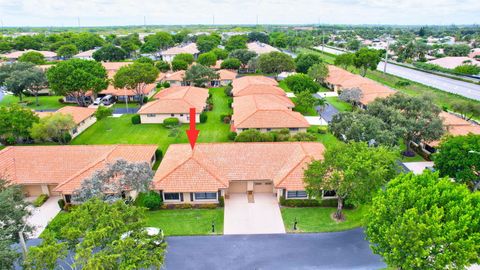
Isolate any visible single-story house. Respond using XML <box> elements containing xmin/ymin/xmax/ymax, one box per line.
<box><xmin>73</xmin><ymin>49</ymin><xmax>97</xmax><ymax>60</ymax></box>
<box><xmin>153</xmin><ymin>142</ymin><xmax>326</xmax><ymax>204</ymax></box>
<box><xmin>160</xmin><ymin>43</ymin><xmax>199</xmax><ymax>63</ymax></box>
<box><xmin>101</xmin><ymin>62</ymin><xmax>133</xmax><ymax>78</ymax></box>
<box><xmin>211</xmin><ymin>60</ymin><xmax>223</xmax><ymax>70</ymax></box>
<box><xmin>247</xmin><ymin>42</ymin><xmax>280</xmax><ymax>55</ymax></box>
<box><xmin>2</xmin><ymin>50</ymin><xmax>57</xmax><ymax>61</ymax></box>
<box><xmin>164</xmin><ymin>70</ymin><xmax>187</xmax><ymax>86</ymax></box>
<box><xmin>420</xmin><ymin>112</ymin><xmax>480</xmax><ymax>154</ymax></box>
<box><xmin>469</xmin><ymin>48</ymin><xmax>480</xmax><ymax>59</ymax></box>
<box><xmin>231</xmin><ymin>94</ymin><xmax>309</xmax><ymax>133</ymax></box>
<box><xmin>211</xmin><ymin>69</ymin><xmax>237</xmax><ymax>87</ymax></box>
<box><xmin>427</xmin><ymin>56</ymin><xmax>480</xmax><ymax>69</ymax></box>
<box><xmin>0</xmin><ymin>145</ymin><xmax>157</xmax><ymax>202</ymax></box>
<box><xmin>278</xmin><ymin>71</ymin><xmax>296</xmax><ymax>81</ymax></box>
<box><xmin>99</xmin><ymin>83</ymin><xmax>157</xmax><ymax>102</ymax></box>
<box><xmin>231</xmin><ymin>75</ymin><xmax>279</xmax><ymax>96</ymax></box>
<box><xmin>36</xmin><ymin>106</ymin><xmax>97</xmax><ymax>138</ymax></box>
<box><xmin>137</xmin><ymin>86</ymin><xmax>209</xmax><ymax>124</ymax></box>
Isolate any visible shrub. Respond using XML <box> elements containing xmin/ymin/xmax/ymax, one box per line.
<box><xmin>136</xmin><ymin>191</ymin><xmax>163</xmax><ymax>210</ymax></box>
<box><xmin>143</xmin><ymin>96</ymin><xmax>149</xmax><ymax>104</ymax></box>
<box><xmin>58</xmin><ymin>98</ymin><xmax>65</xmax><ymax>104</ymax></box>
<box><xmin>235</xmin><ymin>129</ymin><xmax>263</xmax><ymax>142</ymax></box>
<box><xmin>218</xmin><ymin>196</ymin><xmax>225</xmax><ymax>207</ymax></box>
<box><xmin>319</xmin><ymin>199</ymin><xmax>338</xmax><ymax>207</ymax></box>
<box><xmin>57</xmin><ymin>199</ymin><xmax>65</xmax><ymax>210</ymax></box>
<box><xmin>131</xmin><ymin>114</ymin><xmax>141</xmax><ymax>124</ymax></box>
<box><xmin>221</xmin><ymin>58</ymin><xmax>242</xmax><ymax>70</ymax></box>
<box><xmin>307</xmin><ymin>126</ymin><xmax>318</xmax><ymax>133</ymax></box>
<box><xmin>283</xmin><ymin>73</ymin><xmax>319</xmax><ymax>94</ymax></box>
<box><xmin>228</xmin><ymin>132</ymin><xmax>237</xmax><ymax>141</ymax></box>
<box><xmin>171</xmin><ymin>59</ymin><xmax>188</xmax><ymax>71</ymax></box>
<box><xmin>224</xmin><ymin>85</ymin><xmax>233</xmax><ymax>96</ymax></box>
<box><xmin>155</xmin><ymin>148</ymin><xmax>163</xmax><ymax>161</ymax></box>
<box><xmin>61</xmin><ymin>133</ymin><xmax>72</xmax><ymax>144</ymax></box>
<box><xmin>173</xmin><ymin>53</ymin><xmax>194</xmax><ymax>64</ymax></box>
<box><xmin>198</xmin><ymin>204</ymin><xmax>217</xmax><ymax>209</ymax></box>
<box><xmin>162</xmin><ymin>81</ymin><xmax>170</xmax><ymax>88</ymax></box>
<box><xmin>163</xmin><ymin>117</ymin><xmax>179</xmax><ymax>128</ymax></box>
<box><xmin>176</xmin><ymin>203</ymin><xmax>193</xmax><ymax>209</ymax></box>
<box><xmin>291</xmin><ymin>132</ymin><xmax>316</xmax><ymax>142</ymax></box>
<box><xmin>200</xmin><ymin>112</ymin><xmax>208</xmax><ymax>123</ymax></box>
<box><xmin>280</xmin><ymin>197</ymin><xmax>321</xmax><ymax>207</ymax></box>
<box><xmin>33</xmin><ymin>194</ymin><xmax>49</xmax><ymax>207</ymax></box>
<box><xmin>395</xmin><ymin>80</ymin><xmax>411</xmax><ymax>87</ymax></box>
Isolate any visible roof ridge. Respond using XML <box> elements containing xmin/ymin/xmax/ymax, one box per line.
<box><xmin>190</xmin><ymin>155</ymin><xmax>228</xmax><ymax>187</ymax></box>
<box><xmin>275</xmin><ymin>155</ymin><xmax>311</xmax><ymax>188</ymax></box>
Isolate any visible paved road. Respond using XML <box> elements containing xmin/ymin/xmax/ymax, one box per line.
<box><xmin>165</xmin><ymin>228</ymin><xmax>386</xmax><ymax>270</ymax></box>
<box><xmin>378</xmin><ymin>61</ymin><xmax>480</xmax><ymax>101</ymax></box>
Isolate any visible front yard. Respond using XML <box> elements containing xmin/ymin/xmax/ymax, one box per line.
<box><xmin>145</xmin><ymin>208</ymin><xmax>224</xmax><ymax>236</ymax></box>
<box><xmin>281</xmin><ymin>205</ymin><xmax>368</xmax><ymax>233</ymax></box>
<box><xmin>71</xmin><ymin>87</ymin><xmax>232</xmax><ymax>152</ymax></box>
<box><xmin>0</xmin><ymin>94</ymin><xmax>67</xmax><ymax>110</ymax></box>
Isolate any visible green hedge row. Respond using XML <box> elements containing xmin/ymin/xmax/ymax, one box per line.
<box><xmin>33</xmin><ymin>194</ymin><xmax>49</xmax><ymax>207</ymax></box>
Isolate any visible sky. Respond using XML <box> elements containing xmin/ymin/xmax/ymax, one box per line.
<box><xmin>0</xmin><ymin>0</ymin><xmax>479</xmax><ymax>27</ymax></box>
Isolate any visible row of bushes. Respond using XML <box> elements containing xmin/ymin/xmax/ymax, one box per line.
<box><xmin>160</xmin><ymin>203</ymin><xmax>219</xmax><ymax>210</ymax></box>
<box><xmin>279</xmin><ymin>197</ymin><xmax>339</xmax><ymax>208</ymax></box>
<box><xmin>33</xmin><ymin>194</ymin><xmax>49</xmax><ymax>207</ymax></box>
<box><xmin>234</xmin><ymin>129</ymin><xmax>317</xmax><ymax>142</ymax></box>
<box><xmin>135</xmin><ymin>191</ymin><xmax>163</xmax><ymax>210</ymax></box>
<box><xmin>413</xmin><ymin>61</ymin><xmax>480</xmax><ymax>76</ymax></box>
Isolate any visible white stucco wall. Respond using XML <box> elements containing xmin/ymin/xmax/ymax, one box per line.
<box><xmin>140</xmin><ymin>113</ymin><xmax>200</xmax><ymax>124</ymax></box>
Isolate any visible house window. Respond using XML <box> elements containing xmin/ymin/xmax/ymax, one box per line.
<box><xmin>180</xmin><ymin>114</ymin><xmax>184</xmax><ymax>117</ymax></box>
<box><xmin>323</xmin><ymin>190</ymin><xmax>336</xmax><ymax>198</ymax></box>
<box><xmin>164</xmin><ymin>192</ymin><xmax>180</xmax><ymax>201</ymax></box>
<box><xmin>287</xmin><ymin>190</ymin><xmax>307</xmax><ymax>199</ymax></box>
<box><xmin>170</xmin><ymin>114</ymin><xmax>175</xmax><ymax>117</ymax></box>
<box><xmin>72</xmin><ymin>127</ymin><xmax>78</xmax><ymax>134</ymax></box>
<box><xmin>194</xmin><ymin>192</ymin><xmax>217</xmax><ymax>200</ymax></box>
<box><xmin>147</xmin><ymin>114</ymin><xmax>156</xmax><ymax>117</ymax></box>
<box><xmin>64</xmin><ymin>194</ymin><xmax>72</xmax><ymax>203</ymax></box>
<box><xmin>289</xmin><ymin>128</ymin><xmax>299</xmax><ymax>132</ymax></box>
<box><xmin>266</xmin><ymin>128</ymin><xmax>271</xmax><ymax>131</ymax></box>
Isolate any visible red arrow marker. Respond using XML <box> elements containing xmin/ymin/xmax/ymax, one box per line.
<box><xmin>186</xmin><ymin>107</ymin><xmax>200</xmax><ymax>150</ymax></box>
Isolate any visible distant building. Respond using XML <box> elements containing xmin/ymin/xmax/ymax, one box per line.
<box><xmin>427</xmin><ymin>57</ymin><xmax>480</xmax><ymax>69</ymax></box>
<box><xmin>36</xmin><ymin>106</ymin><xmax>97</xmax><ymax>138</ymax></box>
<box><xmin>247</xmin><ymin>42</ymin><xmax>280</xmax><ymax>55</ymax></box>
<box><xmin>2</xmin><ymin>50</ymin><xmax>57</xmax><ymax>61</ymax></box>
<box><xmin>160</xmin><ymin>43</ymin><xmax>199</xmax><ymax>62</ymax></box>
<box><xmin>73</xmin><ymin>49</ymin><xmax>97</xmax><ymax>60</ymax></box>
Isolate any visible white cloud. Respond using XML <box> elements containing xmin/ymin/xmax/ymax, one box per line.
<box><xmin>0</xmin><ymin>0</ymin><xmax>478</xmax><ymax>26</ymax></box>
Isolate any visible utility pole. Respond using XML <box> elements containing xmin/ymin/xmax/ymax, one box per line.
<box><xmin>212</xmin><ymin>15</ymin><xmax>215</xmax><ymax>25</ymax></box>
<box><xmin>383</xmin><ymin>37</ymin><xmax>389</xmax><ymax>74</ymax></box>
<box><xmin>322</xmin><ymin>30</ymin><xmax>325</xmax><ymax>52</ymax></box>
<box><xmin>77</xmin><ymin>17</ymin><xmax>81</xmax><ymax>28</ymax></box>
<box><xmin>144</xmin><ymin>16</ymin><xmax>146</xmax><ymax>30</ymax></box>
<box><xmin>256</xmin><ymin>15</ymin><xmax>259</xmax><ymax>26</ymax></box>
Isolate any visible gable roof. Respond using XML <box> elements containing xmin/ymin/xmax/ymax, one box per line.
<box><xmin>153</xmin><ymin>142</ymin><xmax>325</xmax><ymax>192</ymax></box>
<box><xmin>100</xmin><ymin>83</ymin><xmax>157</xmax><ymax>96</ymax></box>
<box><xmin>36</xmin><ymin>106</ymin><xmax>96</xmax><ymax>125</ymax></box>
<box><xmin>232</xmin><ymin>84</ymin><xmax>286</xmax><ymax>97</ymax></box>
<box><xmin>2</xmin><ymin>50</ymin><xmax>57</xmax><ymax>59</ymax></box>
<box><xmin>165</xmin><ymin>70</ymin><xmax>186</xmax><ymax>82</ymax></box>
<box><xmin>247</xmin><ymin>42</ymin><xmax>280</xmax><ymax>55</ymax></box>
<box><xmin>217</xmin><ymin>69</ymin><xmax>237</xmax><ymax>81</ymax></box>
<box><xmin>427</xmin><ymin>112</ymin><xmax>480</xmax><ymax>147</ymax></box>
<box><xmin>161</xmin><ymin>43</ymin><xmax>199</xmax><ymax>56</ymax></box>
<box><xmin>138</xmin><ymin>86</ymin><xmax>209</xmax><ymax>114</ymax></box>
<box><xmin>0</xmin><ymin>145</ymin><xmax>157</xmax><ymax>194</ymax></box>
<box><xmin>428</xmin><ymin>56</ymin><xmax>480</xmax><ymax>69</ymax></box>
<box><xmin>232</xmin><ymin>76</ymin><xmax>278</xmax><ymax>93</ymax></box>
<box><xmin>74</xmin><ymin>49</ymin><xmax>97</xmax><ymax>58</ymax></box>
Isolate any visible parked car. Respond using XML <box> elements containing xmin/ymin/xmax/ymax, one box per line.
<box><xmin>101</xmin><ymin>95</ymin><xmax>115</xmax><ymax>105</ymax></box>
<box><xmin>93</xmin><ymin>97</ymin><xmax>102</xmax><ymax>106</ymax></box>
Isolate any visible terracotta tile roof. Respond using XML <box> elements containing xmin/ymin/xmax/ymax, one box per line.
<box><xmin>0</xmin><ymin>145</ymin><xmax>157</xmax><ymax>194</ymax></box>
<box><xmin>161</xmin><ymin>43</ymin><xmax>199</xmax><ymax>56</ymax></box>
<box><xmin>247</xmin><ymin>42</ymin><xmax>280</xmax><ymax>55</ymax></box>
<box><xmin>232</xmin><ymin>84</ymin><xmax>286</xmax><ymax>97</ymax></box>
<box><xmin>232</xmin><ymin>76</ymin><xmax>278</xmax><ymax>94</ymax></box>
<box><xmin>138</xmin><ymin>86</ymin><xmax>209</xmax><ymax>114</ymax></box>
<box><xmin>217</xmin><ymin>69</ymin><xmax>237</xmax><ymax>81</ymax></box>
<box><xmin>232</xmin><ymin>94</ymin><xmax>308</xmax><ymax>129</ymax></box>
<box><xmin>427</xmin><ymin>112</ymin><xmax>480</xmax><ymax>147</ymax></box>
<box><xmin>2</xmin><ymin>50</ymin><xmax>57</xmax><ymax>59</ymax></box>
<box><xmin>211</xmin><ymin>60</ymin><xmax>223</xmax><ymax>69</ymax></box>
<box><xmin>36</xmin><ymin>106</ymin><xmax>96</xmax><ymax>125</ymax></box>
<box><xmin>74</xmin><ymin>49</ymin><xmax>97</xmax><ymax>58</ymax></box>
<box><xmin>101</xmin><ymin>62</ymin><xmax>132</xmax><ymax>72</ymax></box>
<box><xmin>100</xmin><ymin>83</ymin><xmax>157</xmax><ymax>96</ymax></box>
<box><xmin>165</xmin><ymin>70</ymin><xmax>186</xmax><ymax>82</ymax></box>
<box><xmin>153</xmin><ymin>142</ymin><xmax>325</xmax><ymax>192</ymax></box>
<box><xmin>428</xmin><ymin>57</ymin><xmax>480</xmax><ymax>69</ymax></box>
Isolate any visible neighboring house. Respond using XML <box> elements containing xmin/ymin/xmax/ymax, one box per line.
<box><xmin>99</xmin><ymin>83</ymin><xmax>157</xmax><ymax>102</ymax></box>
<box><xmin>247</xmin><ymin>42</ymin><xmax>280</xmax><ymax>55</ymax></box>
<box><xmin>137</xmin><ymin>86</ymin><xmax>209</xmax><ymax>124</ymax></box>
<box><xmin>231</xmin><ymin>94</ymin><xmax>309</xmax><ymax>133</ymax></box>
<box><xmin>0</xmin><ymin>145</ymin><xmax>157</xmax><ymax>201</ymax></box>
<box><xmin>211</xmin><ymin>69</ymin><xmax>237</xmax><ymax>87</ymax></box>
<box><xmin>153</xmin><ymin>142</ymin><xmax>326</xmax><ymax>204</ymax></box>
<box><xmin>420</xmin><ymin>111</ymin><xmax>480</xmax><ymax>154</ymax></box>
<box><xmin>73</xmin><ymin>49</ymin><xmax>97</xmax><ymax>60</ymax></box>
<box><xmin>1</xmin><ymin>50</ymin><xmax>57</xmax><ymax>61</ymax></box>
<box><xmin>160</xmin><ymin>43</ymin><xmax>199</xmax><ymax>62</ymax></box>
<box><xmin>277</xmin><ymin>71</ymin><xmax>296</xmax><ymax>81</ymax></box>
<box><xmin>36</xmin><ymin>106</ymin><xmax>97</xmax><ymax>138</ymax></box>
<box><xmin>164</xmin><ymin>70</ymin><xmax>187</xmax><ymax>86</ymax></box>
<box><xmin>427</xmin><ymin>56</ymin><xmax>480</xmax><ymax>69</ymax></box>
<box><xmin>211</xmin><ymin>60</ymin><xmax>223</xmax><ymax>70</ymax></box>
<box><xmin>325</xmin><ymin>65</ymin><xmax>395</xmax><ymax>108</ymax></box>
<box><xmin>232</xmin><ymin>75</ymin><xmax>278</xmax><ymax>94</ymax></box>
<box><xmin>469</xmin><ymin>48</ymin><xmax>480</xmax><ymax>59</ymax></box>
<box><xmin>232</xmin><ymin>84</ymin><xmax>286</xmax><ymax>97</ymax></box>
<box><xmin>101</xmin><ymin>62</ymin><xmax>133</xmax><ymax>78</ymax></box>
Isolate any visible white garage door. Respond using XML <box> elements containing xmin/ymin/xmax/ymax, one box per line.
<box><xmin>229</xmin><ymin>181</ymin><xmax>247</xmax><ymax>193</ymax></box>
<box><xmin>254</xmin><ymin>181</ymin><xmax>273</xmax><ymax>193</ymax></box>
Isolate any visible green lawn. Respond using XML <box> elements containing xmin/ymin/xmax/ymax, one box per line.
<box><xmin>281</xmin><ymin>205</ymin><xmax>368</xmax><ymax>233</ymax></box>
<box><xmin>145</xmin><ymin>209</ymin><xmax>224</xmax><ymax>236</ymax></box>
<box><xmin>325</xmin><ymin>97</ymin><xmax>353</xmax><ymax>112</ymax></box>
<box><xmin>0</xmin><ymin>95</ymin><xmax>67</xmax><ymax>110</ymax></box>
<box><xmin>71</xmin><ymin>87</ymin><xmax>232</xmax><ymax>152</ymax></box>
<box><xmin>278</xmin><ymin>81</ymin><xmax>292</xmax><ymax>92</ymax></box>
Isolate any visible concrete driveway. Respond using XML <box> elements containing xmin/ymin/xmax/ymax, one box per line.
<box><xmin>224</xmin><ymin>193</ymin><xmax>286</xmax><ymax>235</ymax></box>
<box><xmin>26</xmin><ymin>196</ymin><xmax>61</xmax><ymax>238</ymax></box>
<box><xmin>165</xmin><ymin>228</ymin><xmax>385</xmax><ymax>270</ymax></box>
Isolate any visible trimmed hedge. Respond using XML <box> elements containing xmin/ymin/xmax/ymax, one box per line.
<box><xmin>279</xmin><ymin>196</ymin><xmax>339</xmax><ymax>208</ymax></box>
<box><xmin>227</xmin><ymin>132</ymin><xmax>237</xmax><ymax>141</ymax></box>
<box><xmin>200</xmin><ymin>112</ymin><xmax>208</xmax><ymax>123</ymax></box>
<box><xmin>218</xmin><ymin>196</ymin><xmax>225</xmax><ymax>207</ymax></box>
<box><xmin>163</xmin><ymin>117</ymin><xmax>180</xmax><ymax>127</ymax></box>
<box><xmin>33</xmin><ymin>194</ymin><xmax>49</xmax><ymax>207</ymax></box>
<box><xmin>57</xmin><ymin>199</ymin><xmax>65</xmax><ymax>210</ymax></box>
<box><xmin>160</xmin><ymin>203</ymin><xmax>219</xmax><ymax>210</ymax></box>
<box><xmin>135</xmin><ymin>191</ymin><xmax>163</xmax><ymax>210</ymax></box>
<box><xmin>131</xmin><ymin>114</ymin><xmax>141</xmax><ymax>125</ymax></box>
<box><xmin>155</xmin><ymin>148</ymin><xmax>163</xmax><ymax>161</ymax></box>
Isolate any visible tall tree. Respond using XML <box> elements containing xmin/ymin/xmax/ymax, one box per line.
<box><xmin>196</xmin><ymin>35</ymin><xmax>221</xmax><ymax>53</ymax></box>
<box><xmin>0</xmin><ymin>178</ymin><xmax>32</xmax><ymax>269</ymax></box>
<box><xmin>197</xmin><ymin>52</ymin><xmax>217</xmax><ymax>67</ymax></box>
<box><xmin>25</xmin><ymin>199</ymin><xmax>166</xmax><ymax>269</ymax></box>
<box><xmin>228</xmin><ymin>49</ymin><xmax>257</xmax><ymax>68</ymax></box>
<box><xmin>247</xmin><ymin>32</ymin><xmax>269</xmax><ymax>44</ymax></box>
<box><xmin>366</xmin><ymin>93</ymin><xmax>445</xmax><ymax>154</ymax></box>
<box><xmin>47</xmin><ymin>59</ymin><xmax>108</xmax><ymax>107</ymax></box>
<box><xmin>72</xmin><ymin>159</ymin><xmax>154</xmax><ymax>202</ymax></box>
<box><xmin>92</xmin><ymin>44</ymin><xmax>127</xmax><ymax>62</ymax></box>
<box><xmin>334</xmin><ymin>53</ymin><xmax>355</xmax><ymax>70</ymax></box>
<box><xmin>225</xmin><ymin>35</ymin><xmax>248</xmax><ymax>51</ymax></box>
<box><xmin>0</xmin><ymin>105</ymin><xmax>39</xmax><ymax>144</ymax></box>
<box><xmin>113</xmin><ymin>62</ymin><xmax>159</xmax><ymax>105</ymax></box>
<box><xmin>304</xmin><ymin>142</ymin><xmax>398</xmax><ymax>219</ymax></box>
<box><xmin>211</xmin><ymin>48</ymin><xmax>228</xmax><ymax>60</ymax></box>
<box><xmin>354</xmin><ymin>48</ymin><xmax>382</xmax><ymax>76</ymax></box>
<box><xmin>294</xmin><ymin>91</ymin><xmax>324</xmax><ymax>115</ymax></box>
<box><xmin>220</xmin><ymin>58</ymin><xmax>242</xmax><ymax>70</ymax></box>
<box><xmin>366</xmin><ymin>171</ymin><xmax>480</xmax><ymax>270</ymax></box>
<box><xmin>257</xmin><ymin>51</ymin><xmax>295</xmax><ymax>76</ymax></box>
<box><xmin>18</xmin><ymin>51</ymin><xmax>45</xmax><ymax>65</ymax></box>
<box><xmin>338</xmin><ymin>87</ymin><xmax>362</xmax><ymax>106</ymax></box>
<box><xmin>56</xmin><ymin>44</ymin><xmax>78</xmax><ymax>59</ymax></box>
<box><xmin>30</xmin><ymin>113</ymin><xmax>76</xmax><ymax>144</ymax></box>
<box><xmin>307</xmin><ymin>62</ymin><xmax>329</xmax><ymax>84</ymax></box>
<box><xmin>140</xmin><ymin>32</ymin><xmax>174</xmax><ymax>53</ymax></box>
<box><xmin>172</xmin><ymin>53</ymin><xmax>194</xmax><ymax>64</ymax></box>
<box><xmin>451</xmin><ymin>101</ymin><xmax>480</xmax><ymax>121</ymax></box>
<box><xmin>6</xmin><ymin>66</ymin><xmax>47</xmax><ymax>106</ymax></box>
<box><xmin>283</xmin><ymin>73</ymin><xmax>319</xmax><ymax>94</ymax></box>
<box><xmin>434</xmin><ymin>134</ymin><xmax>480</xmax><ymax>191</ymax></box>
<box><xmin>184</xmin><ymin>64</ymin><xmax>219</xmax><ymax>87</ymax></box>
<box><xmin>295</xmin><ymin>53</ymin><xmax>322</xmax><ymax>73</ymax></box>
